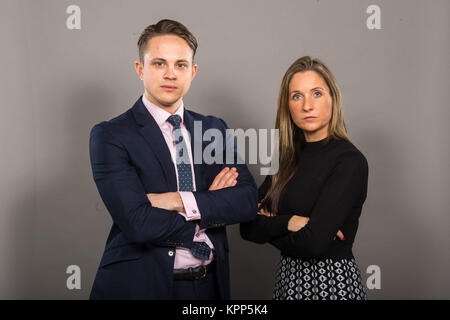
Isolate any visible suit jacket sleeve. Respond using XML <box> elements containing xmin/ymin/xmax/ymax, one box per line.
<box><xmin>193</xmin><ymin>119</ymin><xmax>259</xmax><ymax>229</ymax></box>
<box><xmin>89</xmin><ymin>122</ymin><xmax>196</xmax><ymax>247</ymax></box>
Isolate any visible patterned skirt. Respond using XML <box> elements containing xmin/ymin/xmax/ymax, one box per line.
<box><xmin>273</xmin><ymin>255</ymin><xmax>367</xmax><ymax>300</ymax></box>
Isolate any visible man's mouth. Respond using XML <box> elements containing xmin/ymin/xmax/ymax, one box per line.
<box><xmin>161</xmin><ymin>85</ymin><xmax>177</xmax><ymax>91</ymax></box>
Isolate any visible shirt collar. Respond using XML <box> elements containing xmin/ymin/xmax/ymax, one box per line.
<box><xmin>142</xmin><ymin>93</ymin><xmax>184</xmax><ymax>127</ymax></box>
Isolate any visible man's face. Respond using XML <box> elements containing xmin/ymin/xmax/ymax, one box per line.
<box><xmin>135</xmin><ymin>34</ymin><xmax>197</xmax><ymax>112</ymax></box>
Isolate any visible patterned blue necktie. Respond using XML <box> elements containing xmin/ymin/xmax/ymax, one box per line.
<box><xmin>166</xmin><ymin>114</ymin><xmax>193</xmax><ymax>191</ymax></box>
<box><xmin>166</xmin><ymin>114</ymin><xmax>211</xmax><ymax>260</ymax></box>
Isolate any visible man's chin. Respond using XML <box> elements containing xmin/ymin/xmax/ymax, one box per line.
<box><xmin>145</xmin><ymin>91</ymin><xmax>182</xmax><ymax>109</ymax></box>
<box><xmin>153</xmin><ymin>96</ymin><xmax>182</xmax><ymax>109</ymax></box>
<box><xmin>159</xmin><ymin>100</ymin><xmax>180</xmax><ymax>108</ymax></box>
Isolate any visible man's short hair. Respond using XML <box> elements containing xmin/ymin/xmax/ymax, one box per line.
<box><xmin>137</xmin><ymin>19</ymin><xmax>198</xmax><ymax>64</ymax></box>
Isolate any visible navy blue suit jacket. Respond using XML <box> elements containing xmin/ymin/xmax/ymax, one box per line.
<box><xmin>89</xmin><ymin>97</ymin><xmax>258</xmax><ymax>299</ymax></box>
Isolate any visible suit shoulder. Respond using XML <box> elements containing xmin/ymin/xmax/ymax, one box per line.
<box><xmin>185</xmin><ymin>109</ymin><xmax>228</xmax><ymax>128</ymax></box>
<box><xmin>90</xmin><ymin>107</ymin><xmax>134</xmax><ymax>135</ymax></box>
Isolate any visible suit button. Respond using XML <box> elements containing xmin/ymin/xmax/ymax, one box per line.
<box><xmin>168</xmin><ymin>250</ymin><xmax>174</xmax><ymax>257</ymax></box>
<box><xmin>192</xmin><ymin>209</ymin><xmax>197</xmax><ymax>214</ymax></box>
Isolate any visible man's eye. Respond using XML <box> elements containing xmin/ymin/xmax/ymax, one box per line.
<box><xmin>177</xmin><ymin>64</ymin><xmax>187</xmax><ymax>68</ymax></box>
<box><xmin>154</xmin><ymin>62</ymin><xmax>164</xmax><ymax>67</ymax></box>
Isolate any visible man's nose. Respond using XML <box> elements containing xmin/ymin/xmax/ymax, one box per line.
<box><xmin>164</xmin><ymin>66</ymin><xmax>177</xmax><ymax>80</ymax></box>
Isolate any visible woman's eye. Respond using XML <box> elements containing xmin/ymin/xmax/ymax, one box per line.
<box><xmin>292</xmin><ymin>94</ymin><xmax>302</xmax><ymax>101</ymax></box>
<box><xmin>313</xmin><ymin>91</ymin><xmax>322</xmax><ymax>97</ymax></box>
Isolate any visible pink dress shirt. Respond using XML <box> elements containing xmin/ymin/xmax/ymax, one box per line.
<box><xmin>142</xmin><ymin>94</ymin><xmax>214</xmax><ymax>268</ymax></box>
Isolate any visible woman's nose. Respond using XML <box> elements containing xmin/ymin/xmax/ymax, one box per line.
<box><xmin>302</xmin><ymin>97</ymin><xmax>314</xmax><ymax>111</ymax></box>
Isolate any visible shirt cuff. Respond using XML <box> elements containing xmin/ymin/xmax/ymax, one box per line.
<box><xmin>178</xmin><ymin>192</ymin><xmax>201</xmax><ymax>221</ymax></box>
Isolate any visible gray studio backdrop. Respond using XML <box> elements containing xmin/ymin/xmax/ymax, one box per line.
<box><xmin>1</xmin><ymin>0</ymin><xmax>448</xmax><ymax>299</ymax></box>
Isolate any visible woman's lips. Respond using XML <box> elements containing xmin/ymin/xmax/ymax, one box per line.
<box><xmin>303</xmin><ymin>116</ymin><xmax>317</xmax><ymax>120</ymax></box>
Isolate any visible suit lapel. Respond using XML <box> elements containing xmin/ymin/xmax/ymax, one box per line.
<box><xmin>131</xmin><ymin>97</ymin><xmax>177</xmax><ymax>191</ymax></box>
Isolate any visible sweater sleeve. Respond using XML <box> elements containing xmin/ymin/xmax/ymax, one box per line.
<box><xmin>270</xmin><ymin>152</ymin><xmax>368</xmax><ymax>258</ymax></box>
<box><xmin>240</xmin><ymin>175</ymin><xmax>293</xmax><ymax>244</ymax></box>
<box><xmin>258</xmin><ymin>175</ymin><xmax>272</xmax><ymax>202</ymax></box>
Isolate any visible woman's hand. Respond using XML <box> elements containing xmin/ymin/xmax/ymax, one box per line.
<box><xmin>209</xmin><ymin>167</ymin><xmax>238</xmax><ymax>191</ymax></box>
<box><xmin>334</xmin><ymin>230</ymin><xmax>345</xmax><ymax>241</ymax></box>
<box><xmin>288</xmin><ymin>215</ymin><xmax>345</xmax><ymax>240</ymax></box>
<box><xmin>257</xmin><ymin>202</ymin><xmax>275</xmax><ymax>216</ymax></box>
<box><xmin>287</xmin><ymin>215</ymin><xmax>310</xmax><ymax>232</ymax></box>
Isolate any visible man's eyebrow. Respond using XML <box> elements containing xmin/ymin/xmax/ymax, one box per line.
<box><xmin>149</xmin><ymin>58</ymin><xmax>190</xmax><ymax>64</ymax></box>
<box><xmin>151</xmin><ymin>57</ymin><xmax>165</xmax><ymax>61</ymax></box>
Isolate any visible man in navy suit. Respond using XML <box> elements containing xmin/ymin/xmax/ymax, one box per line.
<box><xmin>89</xmin><ymin>19</ymin><xmax>258</xmax><ymax>299</ymax></box>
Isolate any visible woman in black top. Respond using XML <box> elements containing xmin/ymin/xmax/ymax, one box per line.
<box><xmin>240</xmin><ymin>56</ymin><xmax>369</xmax><ymax>300</ymax></box>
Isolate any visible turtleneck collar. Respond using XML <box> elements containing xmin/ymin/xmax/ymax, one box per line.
<box><xmin>302</xmin><ymin>136</ymin><xmax>332</xmax><ymax>153</ymax></box>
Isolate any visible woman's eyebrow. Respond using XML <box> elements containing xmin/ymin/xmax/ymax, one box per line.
<box><xmin>290</xmin><ymin>86</ymin><xmax>327</xmax><ymax>94</ymax></box>
<box><xmin>311</xmin><ymin>86</ymin><xmax>326</xmax><ymax>91</ymax></box>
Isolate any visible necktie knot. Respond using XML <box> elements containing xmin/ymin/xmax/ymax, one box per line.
<box><xmin>167</xmin><ymin>114</ymin><xmax>182</xmax><ymax>129</ymax></box>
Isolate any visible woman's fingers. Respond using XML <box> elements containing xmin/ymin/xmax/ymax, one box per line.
<box><xmin>257</xmin><ymin>208</ymin><xmax>272</xmax><ymax>216</ymax></box>
<box><xmin>336</xmin><ymin>230</ymin><xmax>345</xmax><ymax>241</ymax></box>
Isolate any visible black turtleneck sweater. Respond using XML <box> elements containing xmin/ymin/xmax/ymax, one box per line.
<box><xmin>240</xmin><ymin>137</ymin><xmax>368</xmax><ymax>260</ymax></box>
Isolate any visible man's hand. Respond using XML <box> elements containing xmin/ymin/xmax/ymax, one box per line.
<box><xmin>287</xmin><ymin>215</ymin><xmax>345</xmax><ymax>240</ymax></box>
<box><xmin>209</xmin><ymin>167</ymin><xmax>238</xmax><ymax>191</ymax></box>
<box><xmin>147</xmin><ymin>192</ymin><xmax>185</xmax><ymax>212</ymax></box>
<box><xmin>146</xmin><ymin>167</ymin><xmax>239</xmax><ymax>212</ymax></box>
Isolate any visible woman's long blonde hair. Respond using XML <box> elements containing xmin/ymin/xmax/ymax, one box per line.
<box><xmin>260</xmin><ymin>56</ymin><xmax>350</xmax><ymax>214</ymax></box>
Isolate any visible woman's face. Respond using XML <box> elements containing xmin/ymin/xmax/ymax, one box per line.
<box><xmin>288</xmin><ymin>71</ymin><xmax>332</xmax><ymax>142</ymax></box>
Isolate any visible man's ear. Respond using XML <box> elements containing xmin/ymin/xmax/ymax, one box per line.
<box><xmin>134</xmin><ymin>60</ymin><xmax>143</xmax><ymax>80</ymax></box>
<box><xmin>191</xmin><ymin>63</ymin><xmax>198</xmax><ymax>80</ymax></box>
